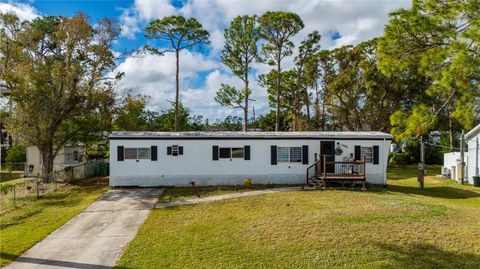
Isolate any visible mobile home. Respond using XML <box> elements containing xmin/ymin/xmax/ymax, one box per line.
<box><xmin>109</xmin><ymin>131</ymin><xmax>392</xmax><ymax>187</ymax></box>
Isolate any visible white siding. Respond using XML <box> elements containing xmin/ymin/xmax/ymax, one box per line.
<box><xmin>467</xmin><ymin>135</ymin><xmax>479</xmax><ymax>184</ymax></box>
<box><xmin>109</xmin><ymin>138</ymin><xmax>390</xmax><ymax>187</ymax></box>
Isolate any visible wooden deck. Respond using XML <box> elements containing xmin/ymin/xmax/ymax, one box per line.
<box><xmin>306</xmin><ymin>156</ymin><xmax>367</xmax><ymax>189</ymax></box>
<box><xmin>314</xmin><ymin>173</ymin><xmax>366</xmax><ymax>181</ymax></box>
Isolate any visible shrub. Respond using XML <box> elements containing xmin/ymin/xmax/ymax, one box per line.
<box><xmin>5</xmin><ymin>145</ymin><xmax>26</xmax><ymax>163</ymax></box>
<box><xmin>243</xmin><ymin>178</ymin><xmax>252</xmax><ymax>188</ymax></box>
<box><xmin>389</xmin><ymin>152</ymin><xmax>409</xmax><ymax>164</ymax></box>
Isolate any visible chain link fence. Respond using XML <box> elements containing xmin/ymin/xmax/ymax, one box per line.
<box><xmin>0</xmin><ymin>160</ymin><xmax>107</xmax><ymax>213</ymax></box>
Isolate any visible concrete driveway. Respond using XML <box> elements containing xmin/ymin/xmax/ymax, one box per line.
<box><xmin>5</xmin><ymin>188</ymin><xmax>164</xmax><ymax>269</ymax></box>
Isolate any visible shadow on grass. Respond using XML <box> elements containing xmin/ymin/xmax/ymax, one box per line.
<box><xmin>0</xmin><ymin>208</ymin><xmax>44</xmax><ymax>230</ymax></box>
<box><xmin>378</xmin><ymin>243</ymin><xmax>480</xmax><ymax>269</ymax></box>
<box><xmin>1</xmin><ymin>251</ymin><xmax>134</xmax><ymax>269</ymax></box>
<box><xmin>386</xmin><ymin>184</ymin><xmax>480</xmax><ymax>199</ymax></box>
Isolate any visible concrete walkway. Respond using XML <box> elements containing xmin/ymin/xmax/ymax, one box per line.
<box><xmin>5</xmin><ymin>188</ymin><xmax>164</xmax><ymax>269</ymax></box>
<box><xmin>156</xmin><ymin>186</ymin><xmax>300</xmax><ymax>208</ymax></box>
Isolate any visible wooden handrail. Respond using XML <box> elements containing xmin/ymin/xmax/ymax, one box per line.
<box><xmin>306</xmin><ymin>158</ymin><xmax>321</xmax><ymax>171</ymax></box>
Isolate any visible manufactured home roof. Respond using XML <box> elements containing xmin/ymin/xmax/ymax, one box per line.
<box><xmin>465</xmin><ymin>124</ymin><xmax>480</xmax><ymax>141</ymax></box>
<box><xmin>109</xmin><ymin>131</ymin><xmax>393</xmax><ymax>140</ymax></box>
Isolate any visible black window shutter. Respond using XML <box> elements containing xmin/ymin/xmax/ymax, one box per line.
<box><xmin>117</xmin><ymin>146</ymin><xmax>124</xmax><ymax>161</ymax></box>
<box><xmin>167</xmin><ymin>146</ymin><xmax>172</xmax><ymax>155</ymax></box>
<box><xmin>179</xmin><ymin>146</ymin><xmax>183</xmax><ymax>155</ymax></box>
<box><xmin>354</xmin><ymin>146</ymin><xmax>361</xmax><ymax>161</ymax></box>
<box><xmin>212</xmin><ymin>146</ymin><xmax>219</xmax><ymax>161</ymax></box>
<box><xmin>302</xmin><ymin>145</ymin><xmax>309</xmax><ymax>164</ymax></box>
<box><xmin>244</xmin><ymin>145</ymin><xmax>250</xmax><ymax>160</ymax></box>
<box><xmin>373</xmin><ymin>145</ymin><xmax>379</xmax><ymax>164</ymax></box>
<box><xmin>271</xmin><ymin>146</ymin><xmax>277</xmax><ymax>165</ymax></box>
<box><xmin>151</xmin><ymin>146</ymin><xmax>157</xmax><ymax>161</ymax></box>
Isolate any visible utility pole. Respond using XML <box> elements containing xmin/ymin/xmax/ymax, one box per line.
<box><xmin>418</xmin><ymin>136</ymin><xmax>425</xmax><ymax>189</ymax></box>
<box><xmin>460</xmin><ymin>129</ymin><xmax>465</xmax><ymax>184</ymax></box>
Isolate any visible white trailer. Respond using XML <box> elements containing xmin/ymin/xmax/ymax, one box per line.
<box><xmin>109</xmin><ymin>131</ymin><xmax>392</xmax><ymax>187</ymax></box>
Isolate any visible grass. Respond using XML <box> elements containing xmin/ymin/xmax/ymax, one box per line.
<box><xmin>117</xmin><ymin>165</ymin><xmax>480</xmax><ymax>268</ymax></box>
<box><xmin>0</xmin><ymin>177</ymin><xmax>36</xmax><ymax>190</ymax></box>
<box><xmin>160</xmin><ymin>184</ymin><xmax>291</xmax><ymax>203</ymax></box>
<box><xmin>0</xmin><ymin>171</ymin><xmax>25</xmax><ymax>183</ymax></box>
<box><xmin>0</xmin><ymin>177</ymin><xmax>108</xmax><ymax>267</ymax></box>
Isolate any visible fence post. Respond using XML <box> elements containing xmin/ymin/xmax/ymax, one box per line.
<box><xmin>36</xmin><ymin>178</ymin><xmax>39</xmax><ymax>198</ymax></box>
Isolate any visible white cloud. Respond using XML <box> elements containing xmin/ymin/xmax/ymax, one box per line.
<box><xmin>115</xmin><ymin>50</ymin><xmax>220</xmax><ymax>110</ymax></box>
<box><xmin>0</xmin><ymin>1</ymin><xmax>39</xmax><ymax>21</ymax></box>
<box><xmin>115</xmin><ymin>0</ymin><xmax>411</xmax><ymax>120</ymax></box>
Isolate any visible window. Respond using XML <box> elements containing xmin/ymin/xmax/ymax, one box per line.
<box><xmin>218</xmin><ymin>147</ymin><xmax>244</xmax><ymax>159</ymax></box>
<box><xmin>290</xmin><ymin>147</ymin><xmax>302</xmax><ymax>162</ymax></box>
<box><xmin>73</xmin><ymin>151</ymin><xmax>78</xmax><ymax>161</ymax></box>
<box><xmin>124</xmin><ymin>148</ymin><xmax>150</xmax><ymax>159</ymax></box>
<box><xmin>124</xmin><ymin>148</ymin><xmax>137</xmax><ymax>159</ymax></box>
<box><xmin>172</xmin><ymin>145</ymin><xmax>179</xmax><ymax>156</ymax></box>
<box><xmin>277</xmin><ymin>147</ymin><xmax>289</xmax><ymax>162</ymax></box>
<box><xmin>219</xmin><ymin>147</ymin><xmax>231</xmax><ymax>158</ymax></box>
<box><xmin>231</xmin><ymin>148</ymin><xmax>244</xmax><ymax>158</ymax></box>
<box><xmin>361</xmin><ymin>147</ymin><xmax>373</xmax><ymax>163</ymax></box>
<box><xmin>277</xmin><ymin>147</ymin><xmax>302</xmax><ymax>163</ymax></box>
<box><xmin>167</xmin><ymin>145</ymin><xmax>183</xmax><ymax>156</ymax></box>
<box><xmin>137</xmin><ymin>148</ymin><xmax>151</xmax><ymax>159</ymax></box>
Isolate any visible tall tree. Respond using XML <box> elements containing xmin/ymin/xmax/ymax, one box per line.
<box><xmin>144</xmin><ymin>16</ymin><xmax>210</xmax><ymax>132</ymax></box>
<box><xmin>114</xmin><ymin>94</ymin><xmax>149</xmax><ymax>131</ymax></box>
<box><xmin>293</xmin><ymin>31</ymin><xmax>321</xmax><ymax>130</ymax></box>
<box><xmin>1</xmin><ymin>13</ymin><xmax>119</xmax><ymax>176</ymax></box>
<box><xmin>259</xmin><ymin>69</ymin><xmax>299</xmax><ymax>130</ymax></box>
<box><xmin>219</xmin><ymin>15</ymin><xmax>260</xmax><ymax>131</ymax></box>
<box><xmin>258</xmin><ymin>11</ymin><xmax>304</xmax><ymax>131</ymax></box>
<box><xmin>378</xmin><ymin>0</ymin><xmax>480</xmax><ymax>140</ymax></box>
<box><xmin>315</xmin><ymin>50</ymin><xmax>334</xmax><ymax>131</ymax></box>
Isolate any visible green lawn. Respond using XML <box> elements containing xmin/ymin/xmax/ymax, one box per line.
<box><xmin>0</xmin><ymin>177</ymin><xmax>108</xmax><ymax>267</ymax></box>
<box><xmin>117</xmin><ymin>165</ymin><xmax>480</xmax><ymax>268</ymax></box>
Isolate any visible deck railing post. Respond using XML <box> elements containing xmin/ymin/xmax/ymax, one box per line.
<box><xmin>323</xmin><ymin>155</ymin><xmax>327</xmax><ymax>178</ymax></box>
<box><xmin>363</xmin><ymin>157</ymin><xmax>366</xmax><ymax>178</ymax></box>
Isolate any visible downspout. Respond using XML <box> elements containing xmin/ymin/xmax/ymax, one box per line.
<box><xmin>383</xmin><ymin>138</ymin><xmax>387</xmax><ymax>185</ymax></box>
<box><xmin>476</xmin><ymin>137</ymin><xmax>479</xmax><ymax>177</ymax></box>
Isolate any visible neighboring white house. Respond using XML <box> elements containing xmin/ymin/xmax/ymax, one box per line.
<box><xmin>443</xmin><ymin>124</ymin><xmax>480</xmax><ymax>184</ymax></box>
<box><xmin>26</xmin><ymin>144</ymin><xmax>85</xmax><ymax>176</ymax></box>
<box><xmin>109</xmin><ymin>131</ymin><xmax>392</xmax><ymax>187</ymax></box>
<box><xmin>442</xmin><ymin>152</ymin><xmax>467</xmax><ymax>181</ymax></box>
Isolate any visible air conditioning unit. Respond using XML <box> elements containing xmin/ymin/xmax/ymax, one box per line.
<box><xmin>441</xmin><ymin>167</ymin><xmax>451</xmax><ymax>177</ymax></box>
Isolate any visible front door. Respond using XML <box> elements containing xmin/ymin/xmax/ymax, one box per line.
<box><xmin>320</xmin><ymin>141</ymin><xmax>335</xmax><ymax>173</ymax></box>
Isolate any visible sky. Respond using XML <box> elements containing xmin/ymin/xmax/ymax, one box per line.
<box><xmin>0</xmin><ymin>0</ymin><xmax>411</xmax><ymax>122</ymax></box>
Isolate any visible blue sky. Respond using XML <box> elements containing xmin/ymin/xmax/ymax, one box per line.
<box><xmin>1</xmin><ymin>0</ymin><xmax>411</xmax><ymax>121</ymax></box>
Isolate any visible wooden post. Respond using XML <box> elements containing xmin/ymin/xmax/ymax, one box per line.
<box><xmin>418</xmin><ymin>137</ymin><xmax>425</xmax><ymax>189</ymax></box>
<box><xmin>323</xmin><ymin>155</ymin><xmax>327</xmax><ymax>178</ymax></box>
<box><xmin>460</xmin><ymin>129</ymin><xmax>465</xmax><ymax>184</ymax></box>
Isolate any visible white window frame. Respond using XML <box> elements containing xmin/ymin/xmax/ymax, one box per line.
<box><xmin>361</xmin><ymin>146</ymin><xmax>373</xmax><ymax>163</ymax></box>
<box><xmin>277</xmin><ymin>146</ymin><xmax>302</xmax><ymax>163</ymax></box>
<box><xmin>124</xmin><ymin>147</ymin><xmax>151</xmax><ymax>160</ymax></box>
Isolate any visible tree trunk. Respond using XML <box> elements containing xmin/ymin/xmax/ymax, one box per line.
<box><xmin>275</xmin><ymin>50</ymin><xmax>282</xmax><ymax>132</ymax></box>
<box><xmin>175</xmin><ymin>49</ymin><xmax>180</xmax><ymax>132</ymax></box>
<box><xmin>244</xmin><ymin>64</ymin><xmax>249</xmax><ymax>132</ymax></box>
<box><xmin>305</xmin><ymin>88</ymin><xmax>310</xmax><ymax>125</ymax></box>
<box><xmin>321</xmin><ymin>85</ymin><xmax>326</xmax><ymax>131</ymax></box>
<box><xmin>40</xmin><ymin>144</ymin><xmax>54</xmax><ymax>182</ymax></box>
<box><xmin>314</xmin><ymin>81</ymin><xmax>321</xmax><ymax>130</ymax></box>
<box><xmin>448</xmin><ymin>109</ymin><xmax>454</xmax><ymax>150</ymax></box>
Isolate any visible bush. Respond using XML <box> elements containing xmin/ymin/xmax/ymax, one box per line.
<box><xmin>5</xmin><ymin>145</ymin><xmax>26</xmax><ymax>163</ymax></box>
<box><xmin>243</xmin><ymin>178</ymin><xmax>252</xmax><ymax>188</ymax></box>
<box><xmin>389</xmin><ymin>140</ymin><xmax>444</xmax><ymax>165</ymax></box>
<box><xmin>389</xmin><ymin>152</ymin><xmax>412</xmax><ymax>165</ymax></box>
